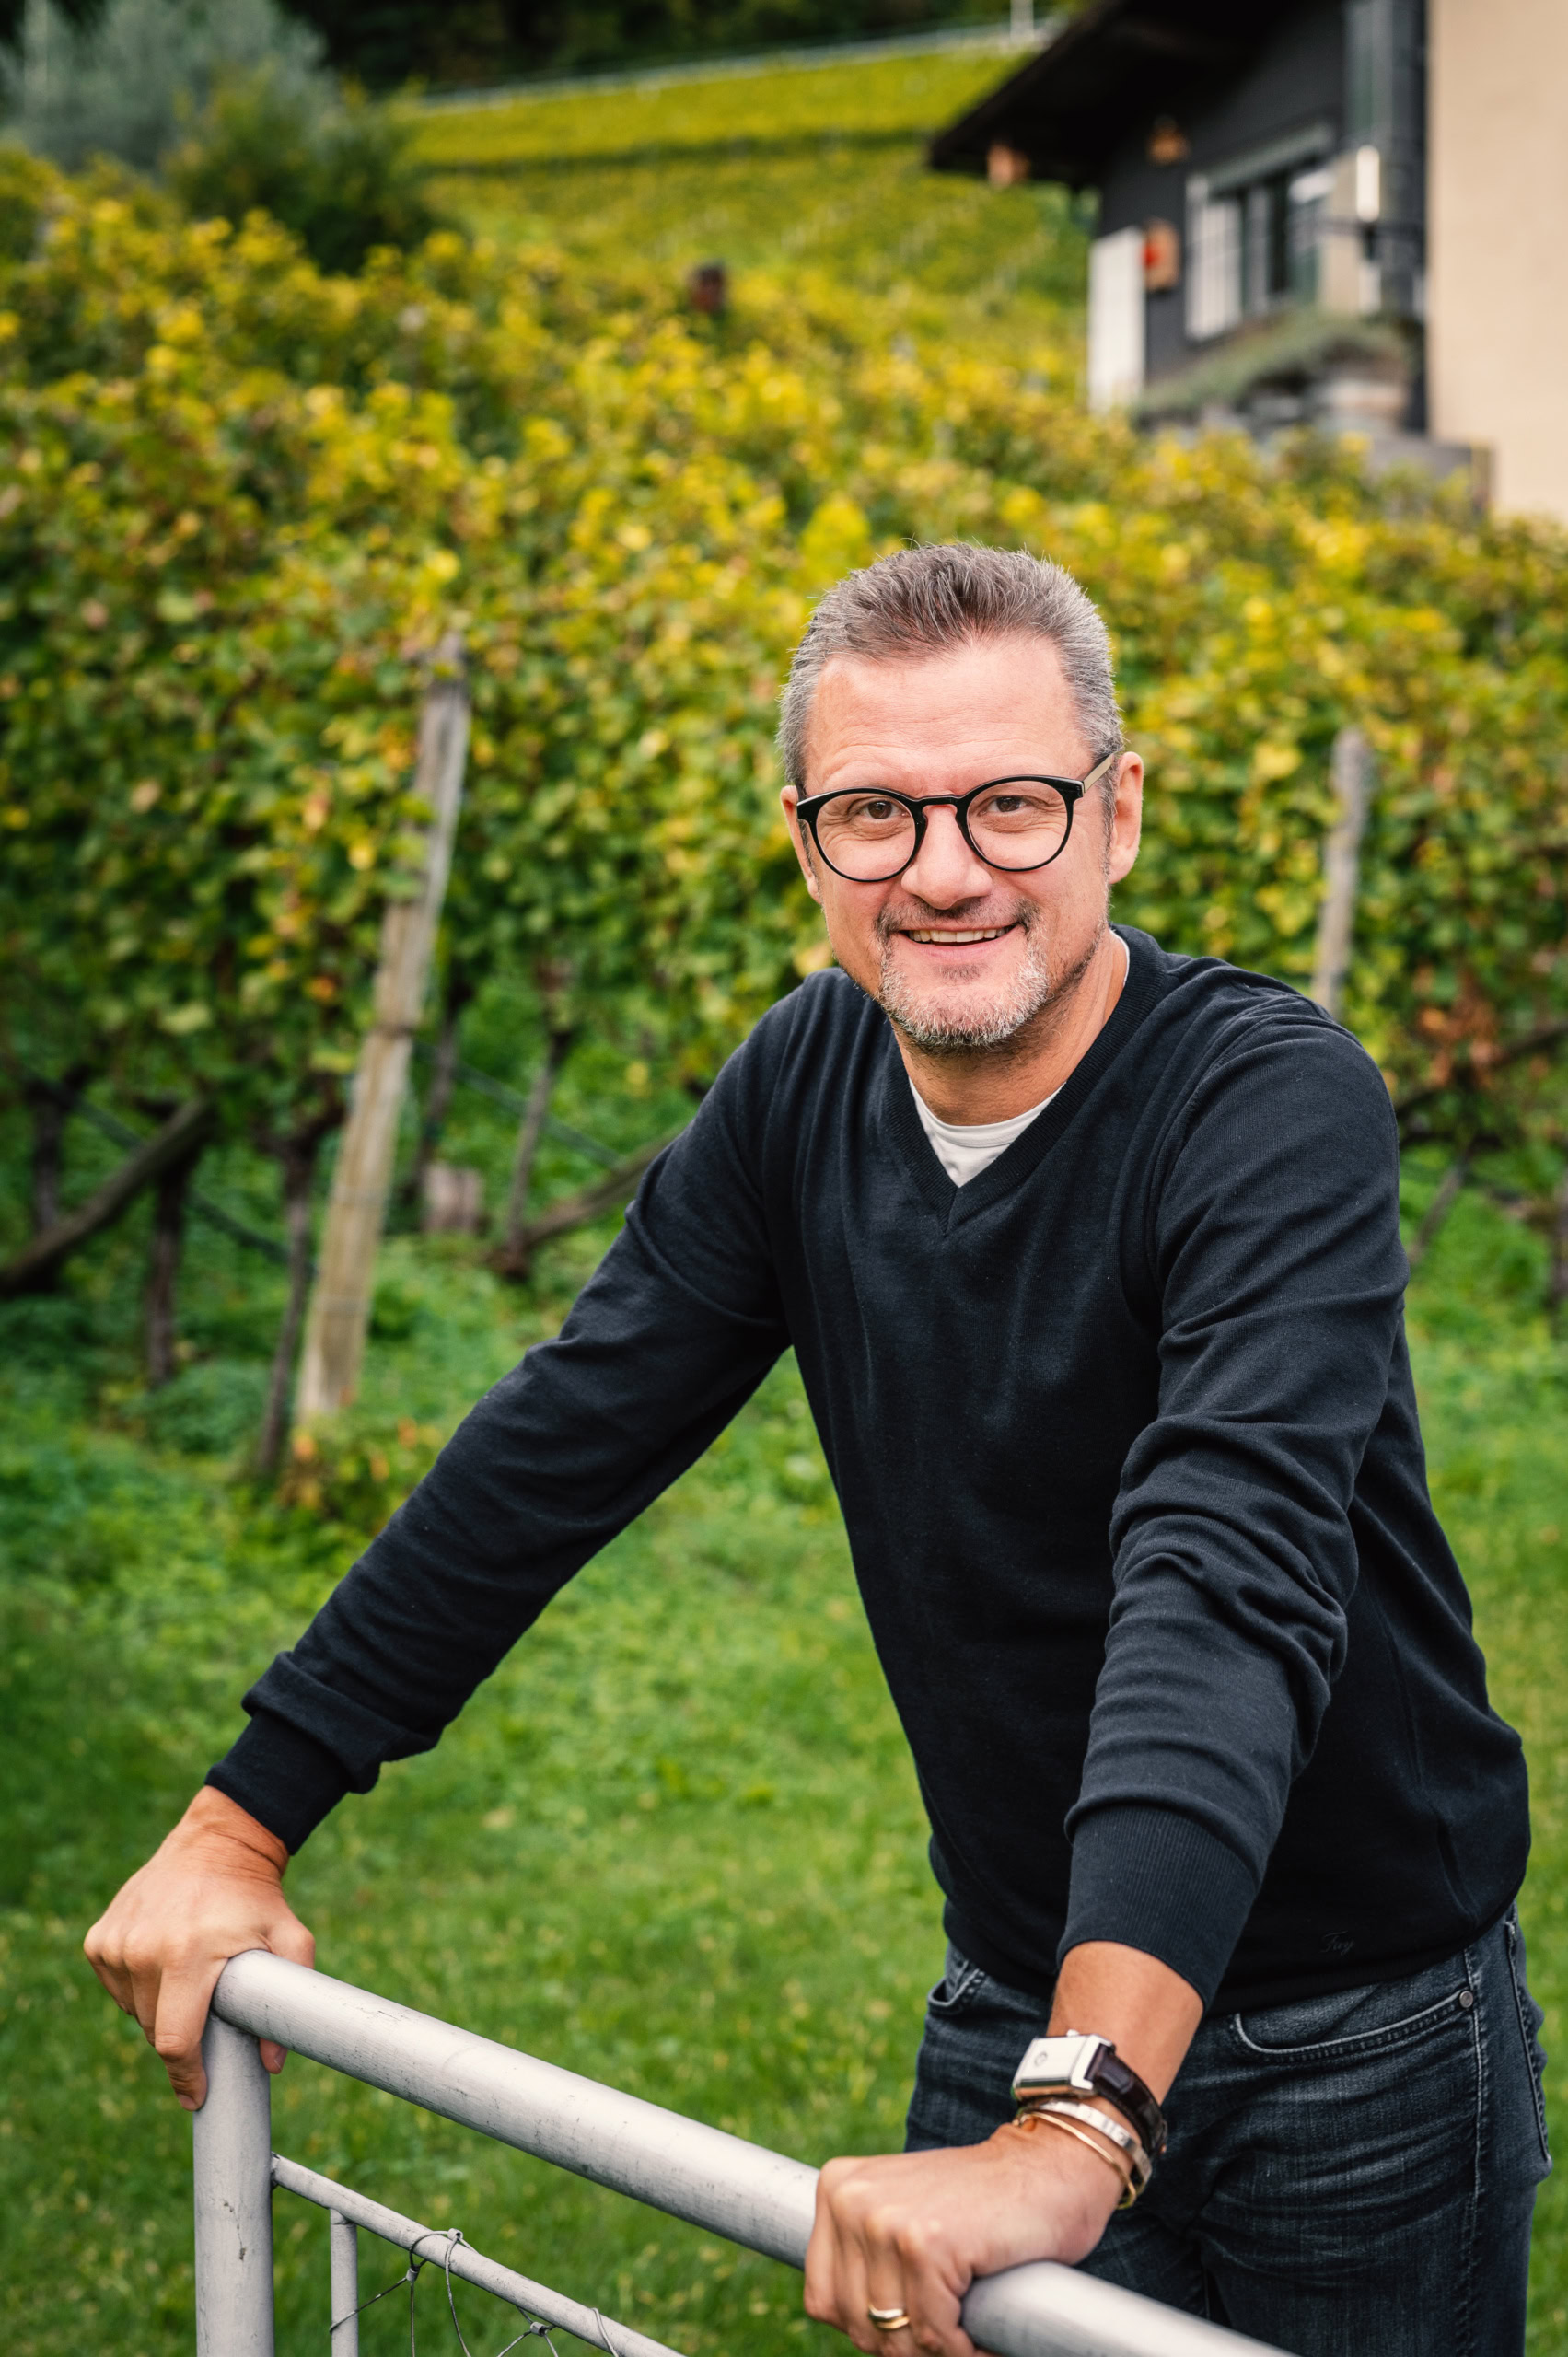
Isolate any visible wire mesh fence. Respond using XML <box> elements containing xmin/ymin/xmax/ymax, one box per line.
<box><xmin>273</xmin><ymin>2154</ymin><xmax>679</xmax><ymax>2357</ymax></box>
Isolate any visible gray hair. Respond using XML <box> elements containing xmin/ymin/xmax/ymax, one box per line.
<box><xmin>776</xmin><ymin>543</ymin><xmax>1123</xmax><ymax>790</ymax></box>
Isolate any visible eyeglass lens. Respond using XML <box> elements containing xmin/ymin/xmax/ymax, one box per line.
<box><xmin>813</xmin><ymin>784</ymin><xmax>1072</xmax><ymax>879</ymax></box>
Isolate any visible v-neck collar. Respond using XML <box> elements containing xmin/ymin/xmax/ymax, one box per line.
<box><xmin>878</xmin><ymin>926</ymin><xmax>1164</xmax><ymax>1229</ymax></box>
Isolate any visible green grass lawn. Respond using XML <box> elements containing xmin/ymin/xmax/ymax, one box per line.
<box><xmin>1400</xmin><ymin>1175</ymin><xmax>1568</xmax><ymax>2345</ymax></box>
<box><xmin>2</xmin><ymin>1109</ymin><xmax>1567</xmax><ymax>2354</ymax></box>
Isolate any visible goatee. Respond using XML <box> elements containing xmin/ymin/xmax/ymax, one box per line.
<box><xmin>874</xmin><ymin>906</ymin><xmax>1104</xmax><ymax>1058</ymax></box>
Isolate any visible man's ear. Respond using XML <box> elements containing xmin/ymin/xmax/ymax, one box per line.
<box><xmin>780</xmin><ymin>784</ymin><xmax>824</xmax><ymax>905</ymax></box>
<box><xmin>1106</xmin><ymin>752</ymin><xmax>1144</xmax><ymax>888</ymax></box>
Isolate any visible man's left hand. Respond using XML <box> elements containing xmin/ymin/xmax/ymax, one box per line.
<box><xmin>804</xmin><ymin>2119</ymin><xmax>1121</xmax><ymax>2355</ymax></box>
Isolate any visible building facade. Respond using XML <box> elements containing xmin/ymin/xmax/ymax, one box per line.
<box><xmin>932</xmin><ymin>0</ymin><xmax>1567</xmax><ymax>520</ymax></box>
<box><xmin>1427</xmin><ymin>0</ymin><xmax>1568</xmax><ymax>518</ymax></box>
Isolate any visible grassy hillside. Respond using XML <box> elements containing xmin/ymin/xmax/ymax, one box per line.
<box><xmin>414</xmin><ymin>43</ymin><xmax>1089</xmax><ymax>354</ymax></box>
<box><xmin>413</xmin><ymin>43</ymin><xmax>1016</xmax><ymax>159</ymax></box>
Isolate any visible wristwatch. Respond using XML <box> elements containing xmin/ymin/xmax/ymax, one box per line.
<box><xmin>1011</xmin><ymin>2031</ymin><xmax>1168</xmax><ymax>2160</ymax></box>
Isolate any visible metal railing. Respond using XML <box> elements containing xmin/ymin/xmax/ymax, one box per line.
<box><xmin>196</xmin><ymin>1951</ymin><xmax>1286</xmax><ymax>2357</ymax></box>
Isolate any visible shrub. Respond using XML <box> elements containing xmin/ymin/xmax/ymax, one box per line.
<box><xmin>277</xmin><ymin>1409</ymin><xmax>441</xmax><ymax>1534</ymax></box>
<box><xmin>167</xmin><ymin>73</ymin><xmax>447</xmax><ymax>273</ymax></box>
<box><xmin>369</xmin><ymin>1275</ymin><xmax>424</xmax><ymax>1340</ymax></box>
<box><xmin>138</xmin><ymin>1358</ymin><xmax>270</xmax><ymax>1456</ymax></box>
<box><xmin>0</xmin><ymin>141</ymin><xmax>50</xmax><ymax>259</ymax></box>
<box><xmin>0</xmin><ymin>1291</ymin><xmax>99</xmax><ymax>1370</ymax></box>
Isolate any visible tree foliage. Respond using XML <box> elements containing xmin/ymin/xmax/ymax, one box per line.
<box><xmin>2</xmin><ymin>0</ymin><xmax>322</xmax><ymax>174</ymax></box>
<box><xmin>270</xmin><ymin>0</ymin><xmax>1002</xmax><ymax>92</ymax></box>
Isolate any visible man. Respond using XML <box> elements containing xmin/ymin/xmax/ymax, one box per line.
<box><xmin>87</xmin><ymin>545</ymin><xmax>1545</xmax><ymax>2356</ymax></box>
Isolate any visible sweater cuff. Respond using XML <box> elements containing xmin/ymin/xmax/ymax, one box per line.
<box><xmin>206</xmin><ymin>1710</ymin><xmax>354</xmax><ymax>1857</ymax></box>
<box><xmin>1060</xmin><ymin>1804</ymin><xmax>1260</xmax><ymax>2007</ymax></box>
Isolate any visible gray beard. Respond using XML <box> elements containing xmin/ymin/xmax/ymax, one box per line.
<box><xmin>875</xmin><ymin>909</ymin><xmax>1103</xmax><ymax>1058</ymax></box>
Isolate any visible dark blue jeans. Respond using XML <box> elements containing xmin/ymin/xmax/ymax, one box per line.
<box><xmin>906</xmin><ymin>1910</ymin><xmax>1550</xmax><ymax>2357</ymax></box>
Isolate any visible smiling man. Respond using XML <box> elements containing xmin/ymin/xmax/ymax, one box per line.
<box><xmin>88</xmin><ymin>546</ymin><xmax>1542</xmax><ymax>2356</ymax></box>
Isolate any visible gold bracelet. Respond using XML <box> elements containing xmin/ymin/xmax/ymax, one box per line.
<box><xmin>1015</xmin><ymin>2107</ymin><xmax>1136</xmax><ymax>2204</ymax></box>
<box><xmin>1020</xmin><ymin>2096</ymin><xmax>1152</xmax><ymax>2196</ymax></box>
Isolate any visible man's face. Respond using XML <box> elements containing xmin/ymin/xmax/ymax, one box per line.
<box><xmin>781</xmin><ymin>635</ymin><xmax>1143</xmax><ymax>1056</ymax></box>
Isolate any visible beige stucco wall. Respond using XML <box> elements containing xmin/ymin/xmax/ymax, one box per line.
<box><xmin>1429</xmin><ymin>0</ymin><xmax>1568</xmax><ymax>522</ymax></box>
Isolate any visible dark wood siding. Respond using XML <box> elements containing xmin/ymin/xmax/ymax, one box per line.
<box><xmin>1095</xmin><ymin>1</ymin><xmax>1342</xmax><ymax>241</ymax></box>
<box><xmin>1097</xmin><ymin>4</ymin><xmax>1342</xmax><ymax>378</ymax></box>
<box><xmin>1090</xmin><ymin>0</ymin><xmax>1426</xmax><ymax>385</ymax></box>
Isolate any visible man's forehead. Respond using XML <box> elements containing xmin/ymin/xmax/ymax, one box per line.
<box><xmin>805</xmin><ymin>637</ymin><xmax>1078</xmax><ymax>774</ymax></box>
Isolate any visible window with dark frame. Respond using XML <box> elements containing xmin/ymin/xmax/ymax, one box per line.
<box><xmin>1187</xmin><ymin>132</ymin><xmax>1334</xmax><ymax>341</ymax></box>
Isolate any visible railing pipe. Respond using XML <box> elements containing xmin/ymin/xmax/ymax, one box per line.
<box><xmin>216</xmin><ymin>1952</ymin><xmax>816</xmax><ymax>2262</ymax></box>
<box><xmin>192</xmin><ymin>2009</ymin><xmax>275</xmax><ymax>2357</ymax></box>
<box><xmin>213</xmin><ymin>1952</ymin><xmax>1286</xmax><ymax>2357</ymax></box>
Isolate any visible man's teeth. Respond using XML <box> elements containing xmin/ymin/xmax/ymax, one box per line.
<box><xmin>904</xmin><ymin>927</ymin><xmax>1008</xmax><ymax>945</ymax></box>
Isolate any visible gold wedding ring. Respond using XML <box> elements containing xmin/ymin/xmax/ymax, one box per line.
<box><xmin>867</xmin><ymin>2305</ymin><xmax>912</xmax><ymax>2333</ymax></box>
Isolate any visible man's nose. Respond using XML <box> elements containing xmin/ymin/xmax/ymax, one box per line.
<box><xmin>899</xmin><ymin>804</ymin><xmax>994</xmax><ymax>906</ymax></box>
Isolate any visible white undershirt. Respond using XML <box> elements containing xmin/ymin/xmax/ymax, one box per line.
<box><xmin>912</xmin><ymin>1082</ymin><xmax>1061</xmax><ymax>1187</ymax></box>
<box><xmin>908</xmin><ymin>935</ymin><xmax>1129</xmax><ymax>1188</ymax></box>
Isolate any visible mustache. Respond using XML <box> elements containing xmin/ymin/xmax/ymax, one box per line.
<box><xmin>873</xmin><ymin>895</ymin><xmax>1037</xmax><ymax>944</ymax></box>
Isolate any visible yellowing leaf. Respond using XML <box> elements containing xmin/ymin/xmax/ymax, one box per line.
<box><xmin>160</xmin><ymin>1002</ymin><xmax>212</xmax><ymax>1034</ymax></box>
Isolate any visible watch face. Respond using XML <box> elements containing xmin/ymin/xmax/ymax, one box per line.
<box><xmin>1010</xmin><ymin>2033</ymin><xmax>1109</xmax><ymax>2101</ymax></box>
<box><xmin>1011</xmin><ymin>2034</ymin><xmax>1168</xmax><ymax>2162</ymax></box>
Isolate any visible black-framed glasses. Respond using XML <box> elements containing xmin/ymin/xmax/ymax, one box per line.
<box><xmin>795</xmin><ymin>751</ymin><xmax>1119</xmax><ymax>884</ymax></box>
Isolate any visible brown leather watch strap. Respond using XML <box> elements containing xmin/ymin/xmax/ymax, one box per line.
<box><xmin>1089</xmin><ymin>2045</ymin><xmax>1168</xmax><ymax>2160</ymax></box>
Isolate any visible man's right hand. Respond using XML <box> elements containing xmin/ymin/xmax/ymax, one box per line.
<box><xmin>84</xmin><ymin>1785</ymin><xmax>315</xmax><ymax>2111</ymax></box>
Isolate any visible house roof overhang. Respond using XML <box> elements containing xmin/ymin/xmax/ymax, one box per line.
<box><xmin>929</xmin><ymin>0</ymin><xmax>1277</xmax><ymax>188</ymax></box>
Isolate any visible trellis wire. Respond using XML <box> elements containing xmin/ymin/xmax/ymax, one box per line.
<box><xmin>18</xmin><ymin>1064</ymin><xmax>301</xmax><ymax>1268</ymax></box>
<box><xmin>411</xmin><ymin>1039</ymin><xmax>670</xmax><ymax>1171</ymax></box>
<box><xmin>15</xmin><ymin>1047</ymin><xmax>662</xmax><ymax>1277</ymax></box>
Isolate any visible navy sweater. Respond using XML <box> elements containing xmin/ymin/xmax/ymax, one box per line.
<box><xmin>211</xmin><ymin>928</ymin><xmax>1528</xmax><ymax>2010</ymax></box>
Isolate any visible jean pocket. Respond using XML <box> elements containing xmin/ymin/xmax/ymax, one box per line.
<box><xmin>925</xmin><ymin>1946</ymin><xmax>991</xmax><ymax>2020</ymax></box>
<box><xmin>1232</xmin><ymin>1979</ymin><xmax>1473</xmax><ymax>2065</ymax></box>
<box><xmin>1504</xmin><ymin>1909</ymin><xmax>1551</xmax><ymax>2170</ymax></box>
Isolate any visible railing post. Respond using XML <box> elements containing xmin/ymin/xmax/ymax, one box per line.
<box><xmin>193</xmin><ymin>2011</ymin><xmax>275</xmax><ymax>2357</ymax></box>
<box><xmin>330</xmin><ymin>2208</ymin><xmax>360</xmax><ymax>2354</ymax></box>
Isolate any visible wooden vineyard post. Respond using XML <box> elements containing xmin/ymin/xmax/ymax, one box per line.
<box><xmin>1310</xmin><ymin>724</ymin><xmax>1373</xmax><ymax>1022</ymax></box>
<box><xmin>295</xmin><ymin>634</ymin><xmax>470</xmax><ymax>1422</ymax></box>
